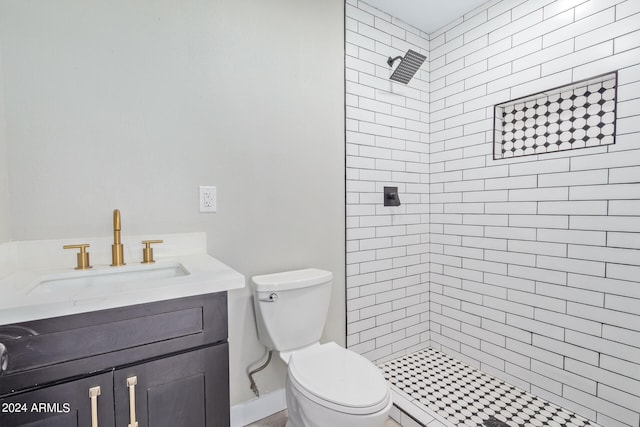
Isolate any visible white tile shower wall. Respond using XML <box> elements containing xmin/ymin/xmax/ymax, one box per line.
<box><xmin>428</xmin><ymin>1</ymin><xmax>640</xmax><ymax>426</ymax></box>
<box><xmin>345</xmin><ymin>0</ymin><xmax>430</xmax><ymax>363</ymax></box>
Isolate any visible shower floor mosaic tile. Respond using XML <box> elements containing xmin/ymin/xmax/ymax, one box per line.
<box><xmin>380</xmin><ymin>349</ymin><xmax>601</xmax><ymax>427</ymax></box>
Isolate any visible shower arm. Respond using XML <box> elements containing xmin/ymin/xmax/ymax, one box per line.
<box><xmin>387</xmin><ymin>56</ymin><xmax>403</xmax><ymax>67</ymax></box>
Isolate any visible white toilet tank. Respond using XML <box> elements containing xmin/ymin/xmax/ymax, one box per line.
<box><xmin>252</xmin><ymin>269</ymin><xmax>332</xmax><ymax>352</ymax></box>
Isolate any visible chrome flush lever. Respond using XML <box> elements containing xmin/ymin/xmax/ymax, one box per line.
<box><xmin>258</xmin><ymin>293</ymin><xmax>278</xmax><ymax>302</ymax></box>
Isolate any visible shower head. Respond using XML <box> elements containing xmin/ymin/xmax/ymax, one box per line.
<box><xmin>387</xmin><ymin>49</ymin><xmax>427</xmax><ymax>84</ymax></box>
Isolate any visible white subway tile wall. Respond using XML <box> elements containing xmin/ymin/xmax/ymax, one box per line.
<box><xmin>346</xmin><ymin>0</ymin><xmax>640</xmax><ymax>426</ymax></box>
<box><xmin>345</xmin><ymin>0</ymin><xmax>430</xmax><ymax>362</ymax></box>
<box><xmin>428</xmin><ymin>1</ymin><xmax>640</xmax><ymax>425</ymax></box>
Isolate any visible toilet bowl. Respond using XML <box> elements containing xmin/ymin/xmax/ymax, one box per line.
<box><xmin>251</xmin><ymin>269</ymin><xmax>392</xmax><ymax>427</ymax></box>
<box><xmin>284</xmin><ymin>342</ymin><xmax>392</xmax><ymax>427</ymax></box>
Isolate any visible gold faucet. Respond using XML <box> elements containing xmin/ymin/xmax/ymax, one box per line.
<box><xmin>63</xmin><ymin>244</ymin><xmax>92</xmax><ymax>270</ymax></box>
<box><xmin>111</xmin><ymin>209</ymin><xmax>126</xmax><ymax>266</ymax></box>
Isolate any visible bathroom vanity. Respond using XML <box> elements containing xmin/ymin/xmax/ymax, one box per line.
<box><xmin>0</xmin><ymin>293</ymin><xmax>229</xmax><ymax>426</ymax></box>
<box><xmin>0</xmin><ymin>233</ymin><xmax>244</xmax><ymax>427</ymax></box>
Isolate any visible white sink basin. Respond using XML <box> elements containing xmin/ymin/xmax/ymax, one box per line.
<box><xmin>29</xmin><ymin>262</ymin><xmax>190</xmax><ymax>295</ymax></box>
<box><xmin>0</xmin><ymin>233</ymin><xmax>246</xmax><ymax>325</ymax></box>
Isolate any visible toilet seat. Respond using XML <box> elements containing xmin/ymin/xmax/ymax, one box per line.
<box><xmin>287</xmin><ymin>342</ymin><xmax>390</xmax><ymax>415</ymax></box>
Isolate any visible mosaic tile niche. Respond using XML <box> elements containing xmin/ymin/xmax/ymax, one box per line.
<box><xmin>494</xmin><ymin>72</ymin><xmax>617</xmax><ymax>159</ymax></box>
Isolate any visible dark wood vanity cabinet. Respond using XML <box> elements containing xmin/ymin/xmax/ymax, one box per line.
<box><xmin>0</xmin><ymin>372</ymin><xmax>115</xmax><ymax>427</ymax></box>
<box><xmin>0</xmin><ymin>292</ymin><xmax>230</xmax><ymax>427</ymax></box>
<box><xmin>113</xmin><ymin>343</ymin><xmax>229</xmax><ymax>427</ymax></box>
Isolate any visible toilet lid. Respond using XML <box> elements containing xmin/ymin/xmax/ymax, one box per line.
<box><xmin>288</xmin><ymin>342</ymin><xmax>389</xmax><ymax>411</ymax></box>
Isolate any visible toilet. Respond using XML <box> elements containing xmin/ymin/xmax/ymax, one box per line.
<box><xmin>252</xmin><ymin>268</ymin><xmax>392</xmax><ymax>427</ymax></box>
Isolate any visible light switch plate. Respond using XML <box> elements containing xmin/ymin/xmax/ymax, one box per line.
<box><xmin>199</xmin><ymin>186</ymin><xmax>217</xmax><ymax>212</ymax></box>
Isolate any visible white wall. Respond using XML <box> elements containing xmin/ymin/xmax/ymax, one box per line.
<box><xmin>0</xmin><ymin>47</ymin><xmax>9</xmax><ymax>244</ymax></box>
<box><xmin>347</xmin><ymin>0</ymin><xmax>640</xmax><ymax>425</ymax></box>
<box><xmin>428</xmin><ymin>1</ymin><xmax>640</xmax><ymax>426</ymax></box>
<box><xmin>345</xmin><ymin>0</ymin><xmax>430</xmax><ymax>363</ymax></box>
<box><xmin>0</xmin><ymin>0</ymin><xmax>345</xmax><ymax>406</ymax></box>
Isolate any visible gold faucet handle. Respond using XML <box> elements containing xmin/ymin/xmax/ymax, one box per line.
<box><xmin>141</xmin><ymin>240</ymin><xmax>163</xmax><ymax>264</ymax></box>
<box><xmin>63</xmin><ymin>244</ymin><xmax>92</xmax><ymax>270</ymax></box>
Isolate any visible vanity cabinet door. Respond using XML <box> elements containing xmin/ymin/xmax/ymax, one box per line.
<box><xmin>114</xmin><ymin>343</ymin><xmax>229</xmax><ymax>427</ymax></box>
<box><xmin>0</xmin><ymin>372</ymin><xmax>114</xmax><ymax>427</ymax></box>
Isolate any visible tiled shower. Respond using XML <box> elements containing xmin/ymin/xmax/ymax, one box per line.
<box><xmin>345</xmin><ymin>0</ymin><xmax>640</xmax><ymax>426</ymax></box>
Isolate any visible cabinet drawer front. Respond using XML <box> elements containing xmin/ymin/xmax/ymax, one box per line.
<box><xmin>0</xmin><ymin>292</ymin><xmax>227</xmax><ymax>396</ymax></box>
<box><xmin>7</xmin><ymin>307</ymin><xmax>203</xmax><ymax>373</ymax></box>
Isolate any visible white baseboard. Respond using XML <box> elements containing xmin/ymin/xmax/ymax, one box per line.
<box><xmin>230</xmin><ymin>388</ymin><xmax>287</xmax><ymax>427</ymax></box>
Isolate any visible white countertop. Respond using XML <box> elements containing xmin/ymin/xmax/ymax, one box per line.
<box><xmin>0</xmin><ymin>233</ymin><xmax>245</xmax><ymax>325</ymax></box>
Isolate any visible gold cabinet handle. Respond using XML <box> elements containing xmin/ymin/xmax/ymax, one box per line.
<box><xmin>141</xmin><ymin>240</ymin><xmax>163</xmax><ymax>264</ymax></box>
<box><xmin>127</xmin><ymin>376</ymin><xmax>139</xmax><ymax>427</ymax></box>
<box><xmin>89</xmin><ymin>386</ymin><xmax>101</xmax><ymax>427</ymax></box>
<box><xmin>63</xmin><ymin>244</ymin><xmax>92</xmax><ymax>270</ymax></box>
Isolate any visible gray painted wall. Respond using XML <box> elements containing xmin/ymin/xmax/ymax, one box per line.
<box><xmin>0</xmin><ymin>46</ymin><xmax>8</xmax><ymax>244</ymax></box>
<box><xmin>0</xmin><ymin>0</ymin><xmax>345</xmax><ymax>406</ymax></box>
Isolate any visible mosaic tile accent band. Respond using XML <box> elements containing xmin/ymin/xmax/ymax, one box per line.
<box><xmin>494</xmin><ymin>72</ymin><xmax>617</xmax><ymax>159</ymax></box>
<box><xmin>380</xmin><ymin>349</ymin><xmax>601</xmax><ymax>427</ymax></box>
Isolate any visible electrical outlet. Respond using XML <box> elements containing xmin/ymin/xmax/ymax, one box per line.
<box><xmin>199</xmin><ymin>186</ymin><xmax>217</xmax><ymax>212</ymax></box>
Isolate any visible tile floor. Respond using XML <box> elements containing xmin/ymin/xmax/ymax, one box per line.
<box><xmin>245</xmin><ymin>410</ymin><xmax>401</xmax><ymax>426</ymax></box>
<box><xmin>246</xmin><ymin>348</ymin><xmax>601</xmax><ymax>427</ymax></box>
<box><xmin>380</xmin><ymin>348</ymin><xmax>601</xmax><ymax>427</ymax></box>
